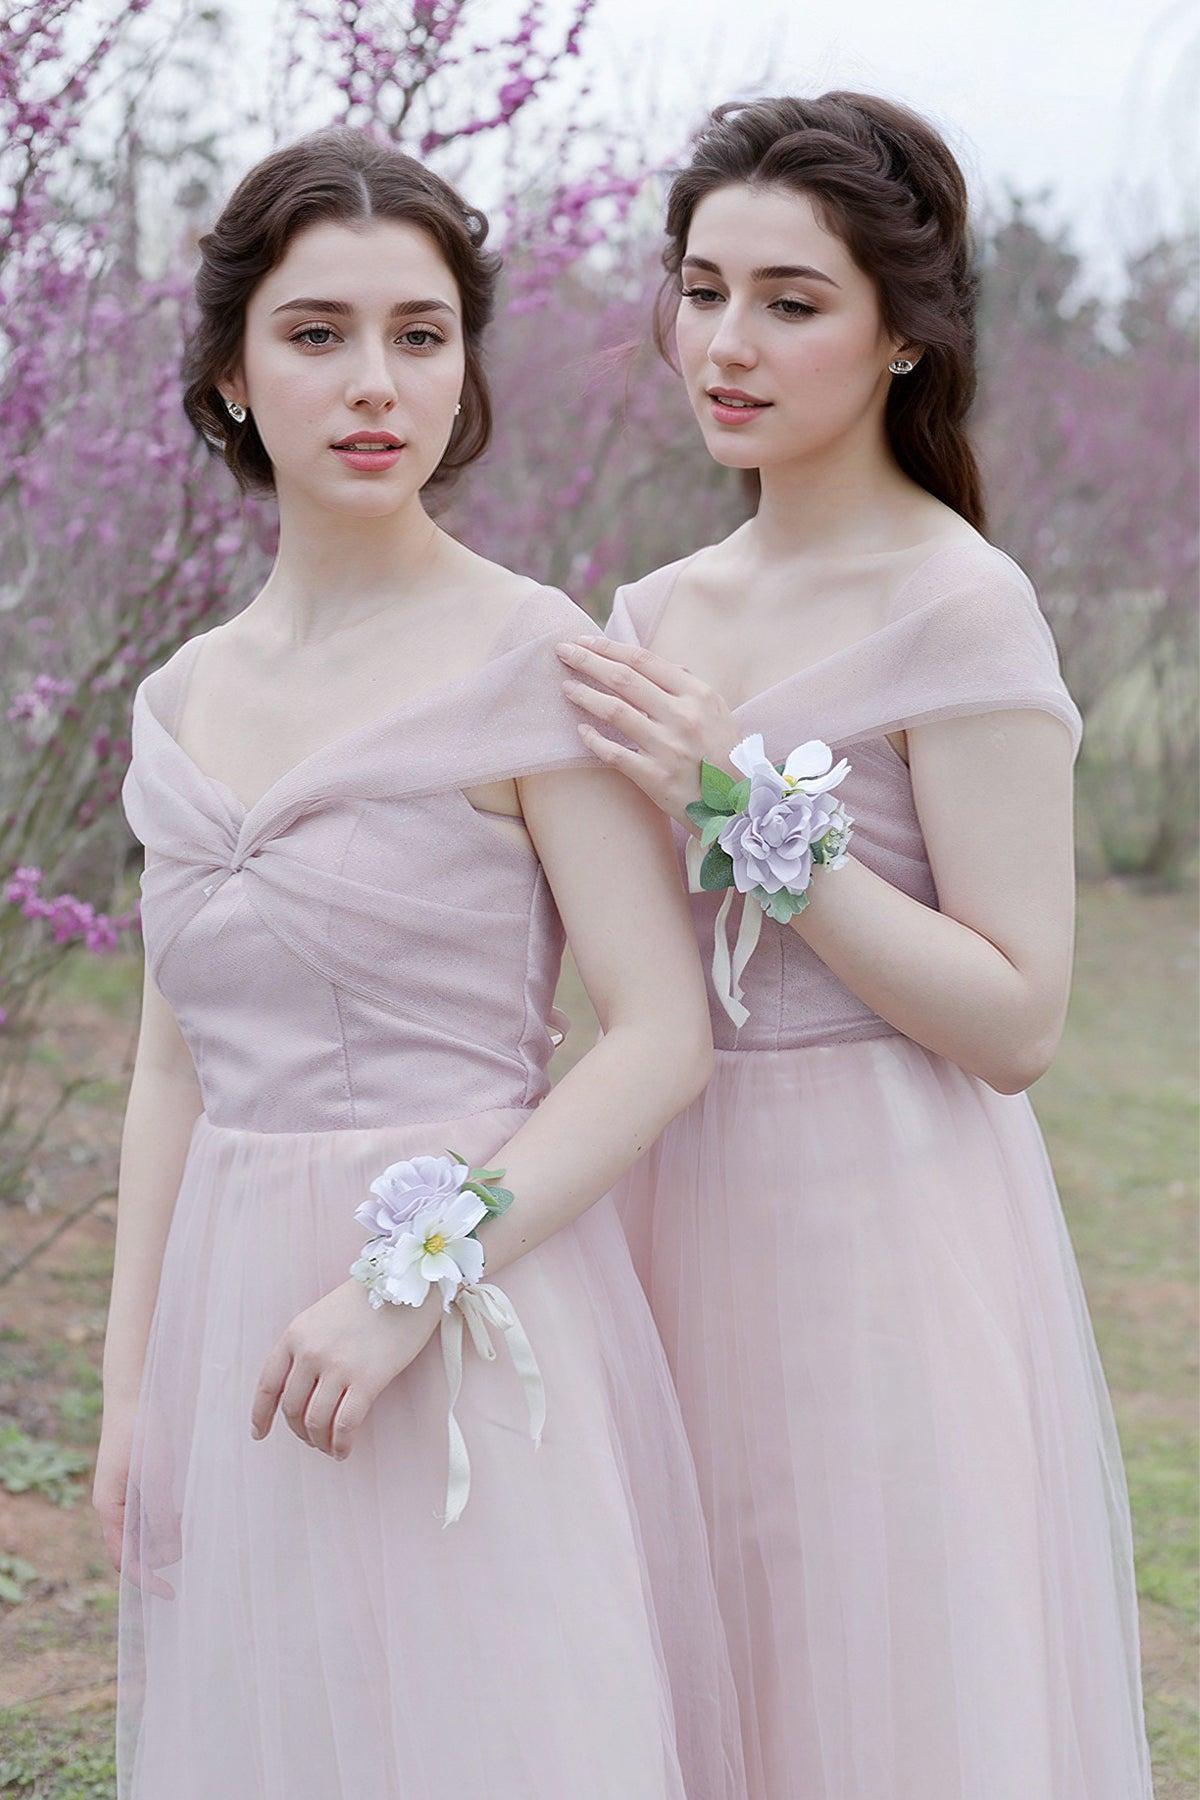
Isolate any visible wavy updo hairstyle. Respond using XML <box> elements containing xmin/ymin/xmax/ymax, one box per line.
<box><xmin>655</xmin><ymin>93</ymin><xmax>986</xmax><ymax>532</ymax></box>
<box><xmin>182</xmin><ymin>126</ymin><xmax>502</xmax><ymax>496</ymax></box>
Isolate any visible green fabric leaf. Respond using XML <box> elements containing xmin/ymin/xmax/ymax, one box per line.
<box><xmin>758</xmin><ymin>885</ymin><xmax>811</xmax><ymax>922</ymax></box>
<box><xmin>700</xmin><ymin>812</ymin><xmax>727</xmax><ymax>847</ymax></box>
<box><xmin>464</xmin><ymin>1180</ymin><xmax>515</xmax><ymax>1216</ymax></box>
<box><xmin>699</xmin><ymin>760</ymin><xmax>735</xmax><ymax>809</ymax></box>
<box><xmin>699</xmin><ymin>843</ymin><xmax>735</xmax><ymax>891</ymax></box>
<box><xmin>728</xmin><ymin>777</ymin><xmax>751</xmax><ymax>811</ymax></box>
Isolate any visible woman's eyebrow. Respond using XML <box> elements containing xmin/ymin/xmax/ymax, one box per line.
<box><xmin>681</xmin><ymin>255</ymin><xmax>840</xmax><ymax>289</ymax></box>
<box><xmin>270</xmin><ymin>296</ymin><xmax>457</xmax><ymax>317</ymax></box>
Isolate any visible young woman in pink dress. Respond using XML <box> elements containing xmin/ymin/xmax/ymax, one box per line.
<box><xmin>93</xmin><ymin>127</ymin><xmax>747</xmax><ymax>1798</ymax></box>
<box><xmin>558</xmin><ymin>93</ymin><xmax>1154</xmax><ymax>1800</ymax></box>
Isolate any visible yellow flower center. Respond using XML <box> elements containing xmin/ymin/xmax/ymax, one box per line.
<box><xmin>424</xmin><ymin>1232</ymin><xmax>447</xmax><ymax>1255</ymax></box>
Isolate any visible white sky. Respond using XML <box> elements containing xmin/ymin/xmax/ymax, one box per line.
<box><xmin>215</xmin><ymin>0</ymin><xmax>1198</xmax><ymax>291</ymax></box>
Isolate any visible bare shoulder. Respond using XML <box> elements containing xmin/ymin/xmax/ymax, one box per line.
<box><xmin>884</xmin><ymin>526</ymin><xmax>1038</xmax><ymax>625</ymax></box>
<box><xmin>441</xmin><ymin>541</ymin><xmax>543</xmax><ymax>611</ymax></box>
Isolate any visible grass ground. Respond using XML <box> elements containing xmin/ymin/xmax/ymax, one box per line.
<box><xmin>0</xmin><ymin>878</ymin><xmax>1195</xmax><ymax>1796</ymax></box>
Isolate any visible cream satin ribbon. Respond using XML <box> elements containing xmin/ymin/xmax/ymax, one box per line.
<box><xmin>685</xmin><ymin>834</ymin><xmax>764</xmax><ymax>1029</ymax></box>
<box><xmin>438</xmin><ymin>1279</ymin><xmax>545</xmax><ymax>1527</ymax></box>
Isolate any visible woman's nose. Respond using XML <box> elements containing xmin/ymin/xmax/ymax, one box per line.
<box><xmin>345</xmin><ymin>358</ymin><xmax>398</xmax><ymax>411</ymax></box>
<box><xmin>706</xmin><ymin>311</ymin><xmax>758</xmax><ymax>371</ymax></box>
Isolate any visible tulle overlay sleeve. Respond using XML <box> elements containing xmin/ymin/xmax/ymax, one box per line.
<box><xmin>608</xmin><ymin>541</ymin><xmax>1082</xmax><ymax>763</ymax></box>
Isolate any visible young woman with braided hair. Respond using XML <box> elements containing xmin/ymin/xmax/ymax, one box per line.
<box><xmin>558</xmin><ymin>92</ymin><xmax>1153</xmax><ymax>1800</ymax></box>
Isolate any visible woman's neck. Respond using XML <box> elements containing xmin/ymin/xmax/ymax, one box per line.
<box><xmin>246</xmin><ymin>490</ymin><xmax>450</xmax><ymax>648</ymax></box>
<box><xmin>747</xmin><ymin>428</ymin><xmax>943</xmax><ymax>564</ymax></box>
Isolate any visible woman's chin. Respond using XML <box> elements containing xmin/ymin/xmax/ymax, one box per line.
<box><xmin>701</xmin><ymin>434</ymin><xmax>764</xmax><ymax>471</ymax></box>
<box><xmin>313</xmin><ymin>477</ymin><xmax>424</xmax><ymax>518</ymax></box>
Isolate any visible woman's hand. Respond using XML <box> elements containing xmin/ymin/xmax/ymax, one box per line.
<box><xmin>93</xmin><ymin>1393</ymin><xmax>182</xmax><ymax>1599</ymax></box>
<box><xmin>556</xmin><ymin>636</ymin><xmax>739</xmax><ymax>828</ymax></box>
<box><xmin>250</xmin><ymin>1278</ymin><xmax>442</xmax><ymax>1462</ymax></box>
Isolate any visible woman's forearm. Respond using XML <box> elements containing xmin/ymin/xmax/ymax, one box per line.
<box><xmin>785</xmin><ymin>853</ymin><xmax>1066</xmax><ymax>1093</ymax></box>
<box><xmin>682</xmin><ymin>804</ymin><xmax>1052</xmax><ymax>1092</ymax></box>
<box><xmin>470</xmin><ymin>1020</ymin><xmax>711</xmax><ymax>1281</ymax></box>
<box><xmin>102</xmin><ymin>1065</ymin><xmax>203</xmax><ymax>1403</ymax></box>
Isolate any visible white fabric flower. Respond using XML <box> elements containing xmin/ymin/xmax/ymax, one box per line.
<box><xmin>729</xmin><ymin>732</ymin><xmax>850</xmax><ymax>797</ymax></box>
<box><xmin>352</xmin><ymin>1190</ymin><xmax>489</xmax><ymax>1311</ymax></box>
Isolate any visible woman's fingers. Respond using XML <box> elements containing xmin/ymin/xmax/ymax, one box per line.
<box><xmin>279</xmin><ymin>1359</ymin><xmax>321</xmax><ymax>1447</ymax></box>
<box><xmin>557</xmin><ymin>635</ymin><xmax>699</xmax><ymax>701</ymax></box>
<box><xmin>561</xmin><ymin>677</ymin><xmax>665</xmax><ymax>751</ymax></box>
<box><xmin>249</xmin><ymin>1339</ymin><xmax>292</xmax><ymax>1440</ymax></box>
<box><xmin>330</xmin><ymin>1388</ymin><xmax>368</xmax><ymax>1461</ymax></box>
<box><xmin>251</xmin><ymin>1337</ymin><xmax>368</xmax><ymax>1460</ymax></box>
<box><xmin>575</xmin><ymin>722</ymin><xmax>661</xmax><ymax>794</ymax></box>
<box><xmin>302</xmin><ymin>1373</ymin><xmax>351</xmax><ymax>1456</ymax></box>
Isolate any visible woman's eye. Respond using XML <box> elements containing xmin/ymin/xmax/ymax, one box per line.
<box><xmin>773</xmin><ymin>298</ymin><xmax>817</xmax><ymax>319</ymax></box>
<box><xmin>288</xmin><ymin>325</ymin><xmax>445</xmax><ymax>349</ymax></box>
<box><xmin>680</xmin><ymin>286</ymin><xmax>723</xmax><ymax>305</ymax></box>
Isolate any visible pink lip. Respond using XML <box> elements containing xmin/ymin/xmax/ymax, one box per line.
<box><xmin>331</xmin><ymin>443</ymin><xmax>405</xmax><ymax>471</ymax></box>
<box><xmin>708</xmin><ymin>390</ymin><xmax>771</xmax><ymax>426</ymax></box>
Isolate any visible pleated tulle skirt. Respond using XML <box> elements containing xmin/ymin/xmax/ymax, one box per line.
<box><xmin>115</xmin><ymin>1106</ymin><xmax>747</xmax><ymax>1800</ymax></box>
<box><xmin>615</xmin><ymin>1034</ymin><xmax>1154</xmax><ymax>1800</ymax></box>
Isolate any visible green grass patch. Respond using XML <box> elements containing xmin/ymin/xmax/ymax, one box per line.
<box><xmin>0</xmin><ymin>1710</ymin><xmax>115</xmax><ymax>1799</ymax></box>
<box><xmin>1032</xmin><ymin>880</ymin><xmax>1198</xmax><ymax>1792</ymax></box>
<box><xmin>0</xmin><ymin>1423</ymin><xmax>92</xmax><ymax>1506</ymax></box>
<box><xmin>0</xmin><ymin>1552</ymin><xmax>40</xmax><ymax>1605</ymax></box>
<box><xmin>1124</xmin><ymin>1428</ymin><xmax>1200</xmax><ymax>1620</ymax></box>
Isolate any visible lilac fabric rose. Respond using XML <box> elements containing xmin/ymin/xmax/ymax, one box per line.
<box><xmin>354</xmin><ymin>1153</ymin><xmax>468</xmax><ymax>1239</ymax></box>
<box><xmin>718</xmin><ymin>775</ymin><xmax>845</xmax><ymax>896</ymax></box>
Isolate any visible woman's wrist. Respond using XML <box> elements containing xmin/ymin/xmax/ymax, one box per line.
<box><xmin>685</xmin><ymin>732</ymin><xmax>854</xmax><ymax>1025</ymax></box>
<box><xmin>348</xmin><ymin>1150</ymin><xmax>542</xmax><ymax>1524</ymax></box>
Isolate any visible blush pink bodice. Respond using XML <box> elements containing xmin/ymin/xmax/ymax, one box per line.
<box><xmin>120</xmin><ymin>584</ymin><xmax>602</xmax><ymax>1133</ymax></box>
<box><xmin>605</xmin><ymin>539</ymin><xmax>1083</xmax><ymax>1053</ymax></box>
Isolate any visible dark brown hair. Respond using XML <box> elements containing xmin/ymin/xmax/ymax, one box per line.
<box><xmin>654</xmin><ymin>93</ymin><xmax>987</xmax><ymax>532</ymax></box>
<box><xmin>182</xmin><ymin>127</ymin><xmax>502</xmax><ymax>495</ymax></box>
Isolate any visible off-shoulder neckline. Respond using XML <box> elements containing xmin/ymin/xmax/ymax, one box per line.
<box><xmin>135</xmin><ymin>580</ymin><xmax>576</xmax><ymax>827</ymax></box>
<box><xmin>627</xmin><ymin>536</ymin><xmax>1032</xmax><ymax>719</ymax></box>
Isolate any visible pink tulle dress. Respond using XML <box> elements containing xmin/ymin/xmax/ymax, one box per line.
<box><xmin>605</xmin><ymin>539</ymin><xmax>1154</xmax><ymax>1800</ymax></box>
<box><xmin>114</xmin><ymin>582</ymin><xmax>747</xmax><ymax>1800</ymax></box>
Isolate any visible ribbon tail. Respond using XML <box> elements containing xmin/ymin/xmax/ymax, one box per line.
<box><xmin>710</xmin><ymin>887</ymin><xmax>752</xmax><ymax>1029</ymax></box>
<box><xmin>684</xmin><ymin>832</ymin><xmax>706</xmax><ymax>893</ymax></box>
<box><xmin>438</xmin><ymin>1305</ymin><xmax>471</xmax><ymax>1528</ymax></box>
<box><xmin>729</xmin><ymin>885</ymin><xmax>764</xmax><ymax>1005</ymax></box>
<box><xmin>479</xmin><ymin>1281</ymin><xmax>546</xmax><ymax>1449</ymax></box>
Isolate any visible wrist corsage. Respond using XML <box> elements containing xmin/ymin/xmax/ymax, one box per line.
<box><xmin>349</xmin><ymin>1152</ymin><xmax>544</xmax><ymax>1528</ymax></box>
<box><xmin>684</xmin><ymin>733</ymin><xmax>854</xmax><ymax>1028</ymax></box>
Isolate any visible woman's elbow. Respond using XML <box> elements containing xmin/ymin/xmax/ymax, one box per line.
<box><xmin>981</xmin><ymin>1021</ymin><xmax>1064</xmax><ymax>1096</ymax></box>
<box><xmin>680</xmin><ymin>1032</ymin><xmax>716</xmax><ymax>1104</ymax></box>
